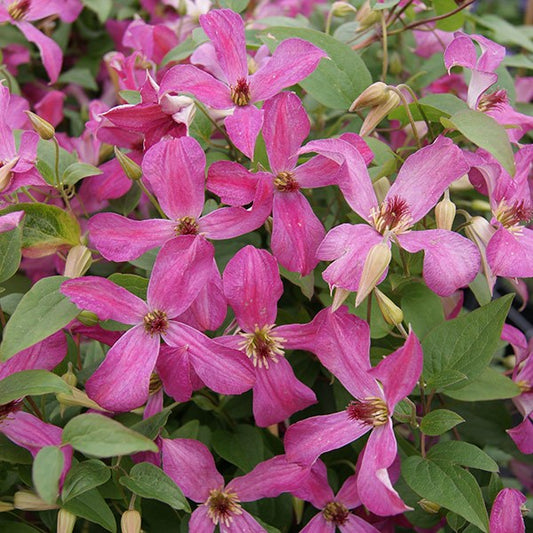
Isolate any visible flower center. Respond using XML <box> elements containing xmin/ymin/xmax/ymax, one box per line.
<box><xmin>477</xmin><ymin>89</ymin><xmax>508</xmax><ymax>112</ymax></box>
<box><xmin>273</xmin><ymin>171</ymin><xmax>300</xmax><ymax>193</ymax></box>
<box><xmin>322</xmin><ymin>501</ymin><xmax>350</xmax><ymax>525</ymax></box>
<box><xmin>517</xmin><ymin>380</ymin><xmax>532</xmax><ymax>394</ymax></box>
<box><xmin>149</xmin><ymin>373</ymin><xmax>163</xmax><ymax>394</ymax></box>
<box><xmin>143</xmin><ymin>310</ymin><xmax>168</xmax><ymax>336</ymax></box>
<box><xmin>370</xmin><ymin>195</ymin><xmax>412</xmax><ymax>235</ymax></box>
<box><xmin>174</xmin><ymin>216</ymin><xmax>199</xmax><ymax>236</ymax></box>
<box><xmin>346</xmin><ymin>397</ymin><xmax>389</xmax><ymax>426</ymax></box>
<box><xmin>206</xmin><ymin>489</ymin><xmax>242</xmax><ymax>527</ymax></box>
<box><xmin>230</xmin><ymin>77</ymin><xmax>251</xmax><ymax>106</ymax></box>
<box><xmin>494</xmin><ymin>200</ymin><xmax>532</xmax><ymax>232</ymax></box>
<box><xmin>239</xmin><ymin>325</ymin><xmax>285</xmax><ymax>369</ymax></box>
<box><xmin>7</xmin><ymin>0</ymin><xmax>30</xmax><ymax>20</ymax></box>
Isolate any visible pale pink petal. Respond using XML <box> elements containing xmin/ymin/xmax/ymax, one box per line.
<box><xmin>224</xmin><ymin>105</ymin><xmax>263</xmax><ymax>160</ymax></box>
<box><xmin>0</xmin><ymin>211</ymin><xmax>24</xmax><ymax>233</ymax></box>
<box><xmin>508</xmin><ymin>416</ymin><xmax>533</xmax><ymax>454</ymax></box>
<box><xmin>253</xmin><ymin>358</ymin><xmax>316</xmax><ymax>427</ymax></box>
<box><xmin>207</xmin><ymin>161</ymin><xmax>262</xmax><ymax>206</ymax></box>
<box><xmin>398</xmin><ymin>229</ymin><xmax>480</xmax><ymax>296</ymax></box>
<box><xmin>489</xmin><ymin>488</ymin><xmax>526</xmax><ymax>533</ymax></box>
<box><xmin>357</xmin><ymin>423</ymin><xmax>409</xmax><ymax>516</ymax></box>
<box><xmin>284</xmin><ymin>411</ymin><xmax>370</xmax><ymax>466</ymax></box>
<box><xmin>249</xmin><ymin>39</ymin><xmax>327</xmax><ymax>102</ymax></box>
<box><xmin>147</xmin><ymin>236</ymin><xmax>214</xmax><ymax>318</ymax></box>
<box><xmin>223</xmin><ymin>246</ymin><xmax>282</xmax><ymax>331</ymax></box>
<box><xmin>468</xmin><ymin>70</ymin><xmax>498</xmax><ymax>109</ymax></box>
<box><xmin>502</xmin><ymin>324</ymin><xmax>528</xmax><ymax>363</ymax></box>
<box><xmin>487</xmin><ymin>227</ymin><xmax>533</xmax><ymax>278</ymax></box>
<box><xmin>336</xmin><ymin>474</ymin><xmax>361</xmax><ymax>509</ymax></box>
<box><xmin>272</xmin><ymin>191</ymin><xmax>325</xmax><ymax>276</ymax></box>
<box><xmin>293</xmin><ymin>155</ymin><xmax>342</xmax><ymax>189</ymax></box>
<box><xmin>473</xmin><ymin>34</ymin><xmax>506</xmax><ymax>73</ymax></box>
<box><xmin>301</xmin><ymin>514</ymin><xmax>335</xmax><ymax>533</ymax></box>
<box><xmin>142</xmin><ymin>137</ymin><xmax>206</xmax><ymax>219</ymax></box>
<box><xmin>157</xmin><ymin>345</ymin><xmax>196</xmax><ymax>402</ymax></box>
<box><xmin>88</xmin><ymin>214</ymin><xmax>175</xmax><ymax>262</ymax></box>
<box><xmin>35</xmin><ymin>90</ymin><xmax>65</xmax><ymax>127</ymax></box>
<box><xmin>274</xmin><ymin>319</ymin><xmax>324</xmax><ymax>354</ymax></box>
<box><xmin>85</xmin><ymin>326</ymin><xmax>159</xmax><ymax>411</ymax></box>
<box><xmin>163</xmin><ymin>322</ymin><xmax>255</xmax><ymax>395</ymax></box>
<box><xmin>444</xmin><ymin>33</ymin><xmax>477</xmax><ymax>72</ymax></box>
<box><xmin>262</xmin><ymin>92</ymin><xmax>310</xmax><ymax>174</ymax></box>
<box><xmin>386</xmin><ymin>136</ymin><xmax>469</xmax><ymax>223</ymax></box>
<box><xmin>340</xmin><ymin>515</ymin><xmax>381</xmax><ymax>533</ymax></box>
<box><xmin>161</xmin><ymin>438</ymin><xmax>223</xmax><ymax>502</ymax></box>
<box><xmin>291</xmin><ymin>460</ymin><xmax>333</xmax><ymax>508</ymax></box>
<box><xmin>191</xmin><ymin>42</ymin><xmax>226</xmax><ymax>83</ymax></box>
<box><xmin>223</xmin><ymin>510</ymin><xmax>265</xmax><ymax>532</ymax></box>
<box><xmin>189</xmin><ymin>506</ymin><xmax>215</xmax><ymax>533</ymax></box>
<box><xmin>61</xmin><ymin>277</ymin><xmax>147</xmax><ymax>324</ymax></box>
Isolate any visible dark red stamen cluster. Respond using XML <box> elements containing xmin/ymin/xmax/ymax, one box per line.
<box><xmin>230</xmin><ymin>78</ymin><xmax>251</xmax><ymax>106</ymax></box>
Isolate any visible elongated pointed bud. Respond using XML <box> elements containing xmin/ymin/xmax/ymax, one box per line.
<box><xmin>25</xmin><ymin>111</ymin><xmax>55</xmax><ymax>140</ymax></box>
<box><xmin>14</xmin><ymin>491</ymin><xmax>59</xmax><ymax>511</ymax></box>
<box><xmin>435</xmin><ymin>190</ymin><xmax>456</xmax><ymax>231</ymax></box>
<box><xmin>0</xmin><ymin>501</ymin><xmax>14</xmax><ymax>512</ymax></box>
<box><xmin>57</xmin><ymin>386</ymin><xmax>109</xmax><ymax>412</ymax></box>
<box><xmin>356</xmin><ymin>242</ymin><xmax>391</xmax><ymax>307</ymax></box>
<box><xmin>350</xmin><ymin>82</ymin><xmax>389</xmax><ymax>111</ymax></box>
<box><xmin>64</xmin><ymin>245</ymin><xmax>92</xmax><ymax>278</ymax></box>
<box><xmin>356</xmin><ymin>0</ymin><xmax>380</xmax><ymax>29</ymax></box>
<box><xmin>331</xmin><ymin>1</ymin><xmax>357</xmax><ymax>16</ymax></box>
<box><xmin>359</xmin><ymin>91</ymin><xmax>401</xmax><ymax>137</ymax></box>
<box><xmin>61</xmin><ymin>362</ymin><xmax>77</xmax><ymax>387</ymax></box>
<box><xmin>374</xmin><ymin>288</ymin><xmax>403</xmax><ymax>326</ymax></box>
<box><xmin>121</xmin><ymin>510</ymin><xmax>142</xmax><ymax>533</ymax></box>
<box><xmin>114</xmin><ymin>147</ymin><xmax>142</xmax><ymax>181</ymax></box>
<box><xmin>57</xmin><ymin>509</ymin><xmax>77</xmax><ymax>533</ymax></box>
<box><xmin>76</xmin><ymin>310</ymin><xmax>99</xmax><ymax>326</ymax></box>
<box><xmin>331</xmin><ymin>287</ymin><xmax>351</xmax><ymax>312</ymax></box>
<box><xmin>464</xmin><ymin>216</ymin><xmax>495</xmax><ymax>248</ymax></box>
<box><xmin>418</xmin><ymin>499</ymin><xmax>441</xmax><ymax>514</ymax></box>
<box><xmin>293</xmin><ymin>497</ymin><xmax>305</xmax><ymax>525</ymax></box>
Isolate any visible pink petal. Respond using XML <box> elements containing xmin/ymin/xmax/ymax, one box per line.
<box><xmin>293</xmin><ymin>154</ymin><xmax>342</xmax><ymax>189</ymax></box>
<box><xmin>249</xmin><ymin>38</ymin><xmax>327</xmax><ymax>102</ymax></box>
<box><xmin>142</xmin><ymin>137</ymin><xmax>206</xmax><ymax>220</ymax></box>
<box><xmin>253</xmin><ymin>358</ymin><xmax>316</xmax><ymax>427</ymax></box>
<box><xmin>0</xmin><ymin>211</ymin><xmax>24</xmax><ymax>233</ymax></box>
<box><xmin>17</xmin><ymin>22</ymin><xmax>62</xmax><ymax>83</ymax></box>
<box><xmin>157</xmin><ymin>345</ymin><xmax>196</xmax><ymax>402</ymax></box>
<box><xmin>386</xmin><ymin>136</ymin><xmax>469</xmax><ymax>223</ymax></box>
<box><xmin>468</xmin><ymin>70</ymin><xmax>498</xmax><ymax>109</ymax></box>
<box><xmin>199</xmin><ymin>9</ymin><xmax>247</xmax><ymax>85</ymax></box>
<box><xmin>291</xmin><ymin>460</ymin><xmax>333</xmax><ymax>508</ymax></box>
<box><xmin>357</xmin><ymin>423</ymin><xmax>409</xmax><ymax>516</ymax></box>
<box><xmin>262</xmin><ymin>92</ymin><xmax>310</xmax><ymax>174</ymax></box>
<box><xmin>223</xmin><ymin>245</ymin><xmax>282</xmax><ymax>331</ymax></box>
<box><xmin>61</xmin><ymin>277</ymin><xmax>147</xmax><ymax>324</ymax></box>
<box><xmin>473</xmin><ymin>34</ymin><xmax>506</xmax><ymax>73</ymax></box>
<box><xmin>162</xmin><ymin>438</ymin><xmax>223</xmax><ymax>502</ymax></box>
<box><xmin>207</xmin><ymin>161</ymin><xmax>261</xmax><ymax>206</ymax></box>
<box><xmin>163</xmin><ymin>322</ymin><xmax>255</xmax><ymax>395</ymax></box>
<box><xmin>508</xmin><ymin>416</ymin><xmax>533</xmax><ymax>454</ymax></box>
<box><xmin>272</xmin><ymin>191</ymin><xmax>325</xmax><ymax>276</ymax></box>
<box><xmin>35</xmin><ymin>90</ymin><xmax>65</xmax><ymax>127</ymax></box>
<box><xmin>301</xmin><ymin>515</ymin><xmax>335</xmax><ymax>533</ymax></box>
<box><xmin>336</xmin><ymin>474</ymin><xmax>361</xmax><ymax>509</ymax></box>
<box><xmin>274</xmin><ymin>317</ymin><xmax>325</xmax><ymax>353</ymax></box>
<box><xmin>487</xmin><ymin>227</ymin><xmax>533</xmax><ymax>278</ymax></box>
<box><xmin>223</xmin><ymin>510</ymin><xmax>265</xmax><ymax>532</ymax></box>
<box><xmin>284</xmin><ymin>411</ymin><xmax>370</xmax><ymax>466</ymax></box>
<box><xmin>88</xmin><ymin>214</ymin><xmax>175</xmax><ymax>262</ymax></box>
<box><xmin>85</xmin><ymin>326</ymin><xmax>159</xmax><ymax>411</ymax></box>
<box><xmin>444</xmin><ymin>33</ymin><xmax>477</xmax><ymax>72</ymax></box>
<box><xmin>224</xmin><ymin>105</ymin><xmax>263</xmax><ymax>160</ymax></box>
<box><xmin>160</xmin><ymin>65</ymin><xmax>233</xmax><ymax>109</ymax></box>
<box><xmin>340</xmin><ymin>515</ymin><xmax>381</xmax><ymax>533</ymax></box>
<box><xmin>191</xmin><ymin>42</ymin><xmax>227</xmax><ymax>83</ymax></box>
<box><xmin>147</xmin><ymin>236</ymin><xmax>214</xmax><ymax>318</ymax></box>
<box><xmin>489</xmin><ymin>488</ymin><xmax>526</xmax><ymax>533</ymax></box>
<box><xmin>188</xmin><ymin>506</ymin><xmax>215</xmax><ymax>533</ymax></box>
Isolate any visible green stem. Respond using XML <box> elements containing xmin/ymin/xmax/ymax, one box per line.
<box><xmin>388</xmin><ymin>86</ymin><xmax>422</xmax><ymax>148</ymax></box>
<box><xmin>136</xmin><ymin>180</ymin><xmax>168</xmax><ymax>219</ymax></box>
<box><xmin>380</xmin><ymin>12</ymin><xmax>389</xmax><ymax>81</ymax></box>
<box><xmin>397</xmin><ymin>83</ymin><xmax>436</xmax><ymax>141</ymax></box>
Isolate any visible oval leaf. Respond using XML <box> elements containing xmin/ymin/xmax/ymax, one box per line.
<box><xmin>33</xmin><ymin>446</ymin><xmax>64</xmax><ymax>504</ymax></box>
<box><xmin>63</xmin><ymin>488</ymin><xmax>116</xmax><ymax>533</ymax></box>
<box><xmin>444</xmin><ymin>367</ymin><xmax>521</xmax><ymax>401</ymax></box>
<box><xmin>62</xmin><ymin>459</ymin><xmax>111</xmax><ymax>502</ymax></box>
<box><xmin>0</xmin><ymin>370</ymin><xmax>70</xmax><ymax>404</ymax></box>
<box><xmin>427</xmin><ymin>441</ymin><xmax>499</xmax><ymax>472</ymax></box>
<box><xmin>212</xmin><ymin>424</ymin><xmax>264</xmax><ymax>473</ymax></box>
<box><xmin>420</xmin><ymin>409</ymin><xmax>465</xmax><ymax>436</ymax></box>
<box><xmin>0</xmin><ymin>225</ymin><xmax>22</xmax><ymax>283</ymax></box>
<box><xmin>62</xmin><ymin>162</ymin><xmax>102</xmax><ymax>186</ymax></box>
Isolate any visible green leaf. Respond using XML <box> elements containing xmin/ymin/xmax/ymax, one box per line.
<box><xmin>83</xmin><ymin>0</ymin><xmax>113</xmax><ymax>22</ymax></box>
<box><xmin>260</xmin><ymin>27</ymin><xmax>371</xmax><ymax>109</ymax></box>
<box><xmin>0</xmin><ymin>370</ymin><xmax>70</xmax><ymax>404</ymax></box>
<box><xmin>130</xmin><ymin>407</ymin><xmax>172</xmax><ymax>440</ymax></box>
<box><xmin>443</xmin><ymin>110</ymin><xmax>515</xmax><ymax>176</ymax></box>
<box><xmin>119</xmin><ymin>463</ymin><xmax>190</xmax><ymax>511</ymax></box>
<box><xmin>62</xmin><ymin>413</ymin><xmax>159</xmax><ymax>457</ymax></box>
<box><xmin>473</xmin><ymin>14</ymin><xmax>533</xmax><ymax>53</ymax></box>
<box><xmin>433</xmin><ymin>0</ymin><xmax>465</xmax><ymax>31</ymax></box>
<box><xmin>107</xmin><ymin>273</ymin><xmax>148</xmax><ymax>300</ymax></box>
<box><xmin>426</xmin><ymin>441</ymin><xmax>498</xmax><ymax>472</ymax></box>
<box><xmin>161</xmin><ymin>36</ymin><xmax>197</xmax><ymax>65</ymax></box>
<box><xmin>33</xmin><ymin>446</ymin><xmax>64</xmax><ymax>504</ymax></box>
<box><xmin>0</xmin><ymin>276</ymin><xmax>79</xmax><ymax>361</ymax></box>
<box><xmin>402</xmin><ymin>456</ymin><xmax>489</xmax><ymax>532</ymax></box>
<box><xmin>420</xmin><ymin>409</ymin><xmax>464</xmax><ymax>436</ymax></box>
<box><xmin>400</xmin><ymin>283</ymin><xmax>444</xmax><ymax>339</ymax></box>
<box><xmin>220</xmin><ymin>0</ymin><xmax>249</xmax><ymax>12</ymax></box>
<box><xmin>0</xmin><ymin>434</ymin><xmax>32</xmax><ymax>464</ymax></box>
<box><xmin>63</xmin><ymin>488</ymin><xmax>116</xmax><ymax>532</ymax></box>
<box><xmin>279</xmin><ymin>266</ymin><xmax>314</xmax><ymax>300</ymax></box>
<box><xmin>422</xmin><ymin>295</ymin><xmax>513</xmax><ymax>390</ymax></box>
<box><xmin>444</xmin><ymin>367</ymin><xmax>520</xmax><ymax>401</ymax></box>
<box><xmin>58</xmin><ymin>68</ymin><xmax>98</xmax><ymax>91</ymax></box>
<box><xmin>212</xmin><ymin>425</ymin><xmax>264</xmax><ymax>472</ymax></box>
<box><xmin>108</xmin><ymin>184</ymin><xmax>142</xmax><ymax>216</ymax></box>
<box><xmin>389</xmin><ymin>93</ymin><xmax>468</xmax><ymax>126</ymax></box>
<box><xmin>62</xmin><ymin>459</ymin><xmax>111</xmax><ymax>502</ymax></box>
<box><xmin>118</xmin><ymin>90</ymin><xmax>141</xmax><ymax>105</ymax></box>
<box><xmin>36</xmin><ymin>139</ymin><xmax>77</xmax><ymax>186</ymax></box>
<box><xmin>62</xmin><ymin>162</ymin><xmax>102</xmax><ymax>186</ymax></box>
<box><xmin>0</xmin><ymin>224</ymin><xmax>22</xmax><ymax>283</ymax></box>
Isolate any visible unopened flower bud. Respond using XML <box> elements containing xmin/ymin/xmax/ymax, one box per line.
<box><xmin>61</xmin><ymin>362</ymin><xmax>77</xmax><ymax>388</ymax></box>
<box><xmin>14</xmin><ymin>491</ymin><xmax>59</xmax><ymax>511</ymax></box>
<box><xmin>57</xmin><ymin>386</ymin><xmax>108</xmax><ymax>412</ymax></box>
<box><xmin>359</xmin><ymin>90</ymin><xmax>401</xmax><ymax>137</ymax></box>
<box><xmin>76</xmin><ymin>310</ymin><xmax>99</xmax><ymax>326</ymax></box>
<box><xmin>389</xmin><ymin>52</ymin><xmax>402</xmax><ymax>75</ymax></box>
<box><xmin>57</xmin><ymin>508</ymin><xmax>77</xmax><ymax>533</ymax></box>
<box><xmin>331</xmin><ymin>1</ymin><xmax>357</xmax><ymax>17</ymax></box>
<box><xmin>373</xmin><ymin>177</ymin><xmax>390</xmax><ymax>204</ymax></box>
<box><xmin>418</xmin><ymin>499</ymin><xmax>441</xmax><ymax>514</ymax></box>
<box><xmin>121</xmin><ymin>509</ymin><xmax>142</xmax><ymax>533</ymax></box>
<box><xmin>332</xmin><ymin>287</ymin><xmax>351</xmax><ymax>312</ymax></box>
<box><xmin>350</xmin><ymin>82</ymin><xmax>390</xmax><ymax>111</ymax></box>
<box><xmin>356</xmin><ymin>0</ymin><xmax>380</xmax><ymax>29</ymax></box>
<box><xmin>464</xmin><ymin>216</ymin><xmax>495</xmax><ymax>248</ymax></box>
<box><xmin>64</xmin><ymin>245</ymin><xmax>92</xmax><ymax>278</ymax></box>
<box><xmin>355</xmin><ymin>242</ymin><xmax>391</xmax><ymax>307</ymax></box>
<box><xmin>114</xmin><ymin>147</ymin><xmax>143</xmax><ymax>181</ymax></box>
<box><xmin>374</xmin><ymin>288</ymin><xmax>403</xmax><ymax>326</ymax></box>
<box><xmin>0</xmin><ymin>501</ymin><xmax>14</xmax><ymax>512</ymax></box>
<box><xmin>435</xmin><ymin>191</ymin><xmax>456</xmax><ymax>231</ymax></box>
<box><xmin>25</xmin><ymin>111</ymin><xmax>55</xmax><ymax>140</ymax></box>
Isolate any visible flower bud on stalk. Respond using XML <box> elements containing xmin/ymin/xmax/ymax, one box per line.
<box><xmin>356</xmin><ymin>0</ymin><xmax>380</xmax><ymax>29</ymax></box>
<box><xmin>121</xmin><ymin>510</ymin><xmax>142</xmax><ymax>533</ymax></box>
<box><xmin>76</xmin><ymin>310</ymin><xmax>99</xmax><ymax>326</ymax></box>
<box><xmin>356</xmin><ymin>242</ymin><xmax>391</xmax><ymax>307</ymax></box>
<box><xmin>114</xmin><ymin>147</ymin><xmax>142</xmax><ymax>181</ymax></box>
<box><xmin>331</xmin><ymin>1</ymin><xmax>357</xmax><ymax>16</ymax></box>
<box><xmin>332</xmin><ymin>287</ymin><xmax>351</xmax><ymax>312</ymax></box>
<box><xmin>374</xmin><ymin>288</ymin><xmax>403</xmax><ymax>327</ymax></box>
<box><xmin>25</xmin><ymin>111</ymin><xmax>55</xmax><ymax>140</ymax></box>
<box><xmin>64</xmin><ymin>245</ymin><xmax>92</xmax><ymax>278</ymax></box>
<box><xmin>57</xmin><ymin>509</ymin><xmax>77</xmax><ymax>533</ymax></box>
<box><xmin>14</xmin><ymin>491</ymin><xmax>59</xmax><ymax>511</ymax></box>
<box><xmin>0</xmin><ymin>501</ymin><xmax>14</xmax><ymax>512</ymax></box>
<box><xmin>435</xmin><ymin>190</ymin><xmax>456</xmax><ymax>231</ymax></box>
<box><xmin>418</xmin><ymin>499</ymin><xmax>441</xmax><ymax>514</ymax></box>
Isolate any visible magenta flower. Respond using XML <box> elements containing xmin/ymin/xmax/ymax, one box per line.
<box><xmin>162</xmin><ymin>438</ymin><xmax>310</xmax><ymax>531</ymax></box>
<box><xmin>0</xmin><ymin>211</ymin><xmax>24</xmax><ymax>234</ymax></box>
<box><xmin>284</xmin><ymin>306</ymin><xmax>423</xmax><ymax>516</ymax></box>
<box><xmin>218</xmin><ymin>245</ymin><xmax>317</xmax><ymax>427</ymax></box>
<box><xmin>159</xmin><ymin>8</ymin><xmax>326</xmax><ymax>158</ymax></box>
<box><xmin>61</xmin><ymin>237</ymin><xmax>255</xmax><ymax>411</ymax></box>
<box><xmin>489</xmin><ymin>488</ymin><xmax>527</xmax><ymax>533</ymax></box>
<box><xmin>315</xmin><ymin>135</ymin><xmax>480</xmax><ymax>302</ymax></box>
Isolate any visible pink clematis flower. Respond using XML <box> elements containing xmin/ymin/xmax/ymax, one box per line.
<box><xmin>217</xmin><ymin>245</ymin><xmax>318</xmax><ymax>427</ymax></box>
<box><xmin>489</xmin><ymin>488</ymin><xmax>526</xmax><ymax>533</ymax></box>
<box><xmin>61</xmin><ymin>237</ymin><xmax>255</xmax><ymax>411</ymax></box>
<box><xmin>0</xmin><ymin>210</ymin><xmax>24</xmax><ymax>233</ymax></box>
<box><xmin>162</xmin><ymin>438</ymin><xmax>310</xmax><ymax>532</ymax></box>
<box><xmin>315</xmin><ymin>135</ymin><xmax>479</xmax><ymax>303</ymax></box>
<box><xmin>284</xmin><ymin>306</ymin><xmax>423</xmax><ymax>516</ymax></box>
<box><xmin>159</xmin><ymin>8</ymin><xmax>326</xmax><ymax>158</ymax></box>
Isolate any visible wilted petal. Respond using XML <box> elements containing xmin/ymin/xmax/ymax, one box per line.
<box><xmin>489</xmin><ymin>488</ymin><xmax>526</xmax><ymax>533</ymax></box>
<box><xmin>253</xmin><ymin>358</ymin><xmax>316</xmax><ymax>427</ymax></box>
<box><xmin>284</xmin><ymin>411</ymin><xmax>370</xmax><ymax>466</ymax></box>
<box><xmin>61</xmin><ymin>277</ymin><xmax>147</xmax><ymax>324</ymax></box>
<box><xmin>85</xmin><ymin>326</ymin><xmax>159</xmax><ymax>412</ymax></box>
<box><xmin>224</xmin><ymin>105</ymin><xmax>263</xmax><ymax>160</ymax></box>
<box><xmin>88</xmin><ymin>214</ymin><xmax>174</xmax><ymax>262</ymax></box>
<box><xmin>487</xmin><ymin>227</ymin><xmax>533</xmax><ymax>278</ymax></box>
<box><xmin>398</xmin><ymin>229</ymin><xmax>480</xmax><ymax>296</ymax></box>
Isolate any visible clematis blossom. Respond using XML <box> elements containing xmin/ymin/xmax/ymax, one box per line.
<box><xmin>489</xmin><ymin>488</ymin><xmax>527</xmax><ymax>533</ymax></box>
<box><xmin>284</xmin><ymin>306</ymin><xmax>423</xmax><ymax>516</ymax></box>
<box><xmin>159</xmin><ymin>8</ymin><xmax>327</xmax><ymax>158</ymax></box>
